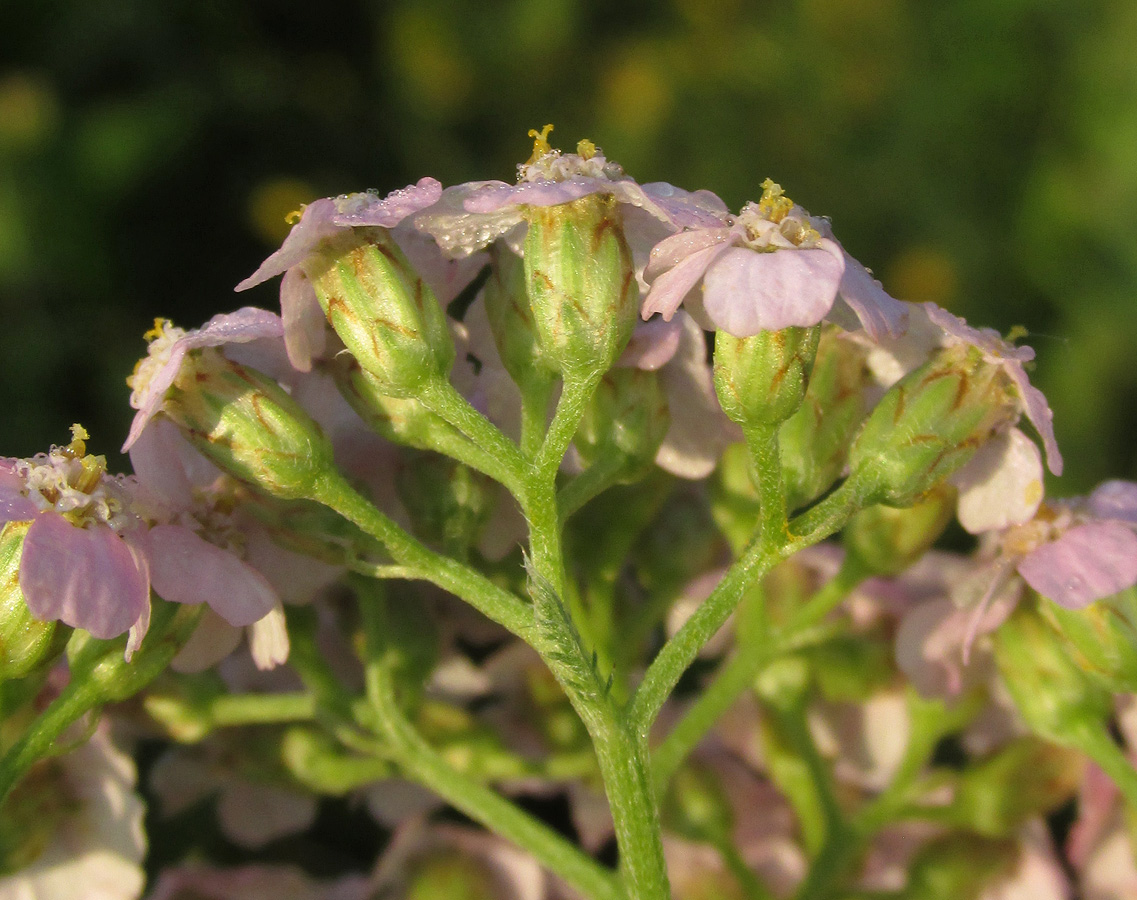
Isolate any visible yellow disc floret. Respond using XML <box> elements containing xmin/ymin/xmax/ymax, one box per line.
<box><xmin>526</xmin><ymin>124</ymin><xmax>556</xmax><ymax>165</ymax></box>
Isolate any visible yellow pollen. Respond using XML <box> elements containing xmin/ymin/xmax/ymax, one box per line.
<box><xmin>526</xmin><ymin>124</ymin><xmax>555</xmax><ymax>164</ymax></box>
<box><xmin>757</xmin><ymin>178</ymin><xmax>794</xmax><ymax>224</ymax></box>
<box><xmin>1006</xmin><ymin>325</ymin><xmax>1029</xmax><ymax>344</ymax></box>
<box><xmin>284</xmin><ymin>205</ymin><xmax>306</xmax><ymax>225</ymax></box>
<box><xmin>66</xmin><ymin>423</ymin><xmax>89</xmax><ymax>458</ymax></box>
<box><xmin>576</xmin><ymin>138</ymin><xmax>597</xmax><ymax>160</ymax></box>
<box><xmin>143</xmin><ymin>317</ymin><xmax>170</xmax><ymax>342</ymax></box>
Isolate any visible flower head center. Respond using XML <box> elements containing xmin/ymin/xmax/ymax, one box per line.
<box><xmin>518</xmin><ymin>124</ymin><xmax>624</xmax><ymax>184</ymax></box>
<box><xmin>13</xmin><ymin>426</ymin><xmax>136</xmax><ymax>530</ymax></box>
<box><xmin>737</xmin><ymin>181</ymin><xmax>823</xmax><ymax>252</ymax></box>
<box><xmin>126</xmin><ymin>318</ymin><xmax>186</xmax><ymax>410</ymax></box>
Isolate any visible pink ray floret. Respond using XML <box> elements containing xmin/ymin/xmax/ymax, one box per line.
<box><xmin>1014</xmin><ymin>480</ymin><xmax>1137</xmax><ymax>608</ymax></box>
<box><xmin>641</xmin><ymin>184</ymin><xmax>907</xmax><ymax>340</ymax></box>
<box><xmin>123</xmin><ymin>307</ymin><xmax>284</xmax><ymax>452</ymax></box>
<box><xmin>1</xmin><ymin>430</ymin><xmax>280</xmax><ymax>656</ymax></box>
<box><xmin>923</xmin><ymin>302</ymin><xmax>1062</xmax><ymax>476</ymax></box>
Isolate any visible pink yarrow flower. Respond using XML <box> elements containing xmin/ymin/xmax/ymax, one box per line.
<box><xmin>1010</xmin><ymin>480</ymin><xmax>1137</xmax><ymax>609</ymax></box>
<box><xmin>862</xmin><ymin>302</ymin><xmax>1062</xmax><ymax>534</ymax></box>
<box><xmin>234</xmin><ymin>178</ymin><xmax>456</xmax><ymax>371</ymax></box>
<box><xmin>0</xmin><ymin>427</ymin><xmax>278</xmax><ymax>658</ymax></box>
<box><xmin>416</xmin><ymin>127</ymin><xmax>729</xmax><ymax>259</ymax></box>
<box><xmin>123</xmin><ymin>307</ymin><xmax>285</xmax><ymax>452</ymax></box>
<box><xmin>641</xmin><ymin>179</ymin><xmax>909</xmax><ymax>340</ymax></box>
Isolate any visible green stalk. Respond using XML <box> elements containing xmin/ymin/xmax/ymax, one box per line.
<box><xmin>419</xmin><ymin>376</ymin><xmax>529</xmax><ymax>489</ymax></box>
<box><xmin>0</xmin><ymin>603</ymin><xmax>202</xmax><ymax>803</ymax></box>
<box><xmin>359</xmin><ymin>597</ymin><xmax>623</xmax><ymax>900</ymax></box>
<box><xmin>311</xmin><ymin>471</ymin><xmax>536</xmax><ymax>643</ymax></box>
<box><xmin>522</xmin><ymin>371</ymin><xmax>671</xmax><ymax>900</ymax></box>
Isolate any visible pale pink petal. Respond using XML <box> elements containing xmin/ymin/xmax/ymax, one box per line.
<box><xmin>1005</xmin><ymin>362</ymin><xmax>1063</xmax><ymax>477</ymax></box>
<box><xmin>617</xmin><ymin>315</ymin><xmax>683</xmax><ymax>370</ymax></box>
<box><xmin>128</xmin><ymin>418</ymin><xmax>213</xmax><ymax>509</ymax></box>
<box><xmin>702</xmin><ymin>244</ymin><xmax>845</xmax><ymax>336</ymax></box>
<box><xmin>953</xmin><ymin>428</ymin><xmax>1045</xmax><ymax>534</ymax></box>
<box><xmin>395</xmin><ymin>226</ymin><xmax>489</xmax><ymax>305</ymax></box>
<box><xmin>463</xmin><ymin>177</ymin><xmax>607</xmax><ymax>212</ymax></box>
<box><xmin>655</xmin><ymin>314</ymin><xmax>739</xmax><ymax>479</ymax></box>
<box><xmin>643</xmin><ymin>226</ymin><xmax>736</xmax><ymax>281</ymax></box>
<box><xmin>1088</xmin><ymin>480</ymin><xmax>1137</xmax><ymax>526</ymax></box>
<box><xmin>638</xmin><ymin>182</ymin><xmax>730</xmax><ymax>229</ymax></box>
<box><xmin>1018</xmin><ymin>522</ymin><xmax>1137</xmax><ymax>608</ymax></box>
<box><xmin>171</xmin><ymin>607</ymin><xmax>243</xmax><ymax>673</ymax></box>
<box><xmin>0</xmin><ymin>462</ymin><xmax>38</xmax><ymax>522</ymax></box>
<box><xmin>123</xmin><ymin>343</ymin><xmax>190</xmax><ymax>453</ymax></box>
<box><xmin>123</xmin><ymin>308</ymin><xmax>284</xmax><ymax>452</ymax></box>
<box><xmin>235</xmin><ymin>198</ymin><xmax>342</xmax><ymax>291</ymax></box>
<box><xmin>329</xmin><ymin>177</ymin><xmax>443</xmax><ymax>226</ymax></box>
<box><xmin>144</xmin><ymin>525</ymin><xmax>278</xmax><ymax>626</ymax></box>
<box><xmin>20</xmin><ymin>516</ymin><xmax>149</xmax><ymax>639</ymax></box>
<box><xmin>924</xmin><ymin>303</ymin><xmax>1034</xmax><ymax>364</ymax></box>
<box><xmin>835</xmin><ymin>252</ymin><xmax>909</xmax><ymax>339</ymax></box>
<box><xmin>1083</xmin><ymin>827</ymin><xmax>1137</xmax><ymax>899</ymax></box>
<box><xmin>216</xmin><ymin>781</ymin><xmax>318</xmax><ymax>849</ymax></box>
<box><xmin>413</xmin><ymin>181</ymin><xmax>525</xmax><ymax>257</ymax></box>
<box><xmin>640</xmin><ymin>238</ymin><xmax>737</xmax><ymax>321</ymax></box>
<box><xmin>125</xmin><ymin>594</ymin><xmax>151</xmax><ymax>660</ymax></box>
<box><xmin>248</xmin><ymin>603</ymin><xmax>289</xmax><ymax>670</ymax></box>
<box><xmin>182</xmin><ymin>307</ymin><xmax>285</xmax><ymax>352</ymax></box>
<box><xmin>241</xmin><ymin>524</ymin><xmax>342</xmax><ymax>605</ymax></box>
<box><xmin>1067</xmin><ymin>762</ymin><xmax>1119</xmax><ymax>869</ymax></box>
<box><xmin>278</xmin><ymin>268</ymin><xmax>325</xmax><ymax>373</ymax></box>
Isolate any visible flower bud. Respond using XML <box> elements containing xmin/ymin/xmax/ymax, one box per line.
<box><xmin>303</xmin><ymin>229</ymin><xmax>455</xmax><ymax>397</ymax></box>
<box><xmin>842</xmin><ymin>484</ymin><xmax>955</xmax><ymax>576</ymax></box>
<box><xmin>905</xmin><ymin>834</ymin><xmax>1018</xmax><ymax>900</ymax></box>
<box><xmin>523</xmin><ymin>194</ymin><xmax>637</xmax><ymax>378</ymax></box>
<box><xmin>713</xmin><ymin>326</ymin><xmax>820</xmax><ymax>427</ymax></box>
<box><xmin>482</xmin><ymin>242</ymin><xmax>550</xmax><ymax>390</ymax></box>
<box><xmin>332</xmin><ymin>355</ymin><xmax>463</xmax><ymax>451</ymax></box>
<box><xmin>779</xmin><ymin>329</ymin><xmax>870</xmax><ymax>510</ymax></box>
<box><xmin>164</xmin><ymin>349</ymin><xmax>336</xmax><ymax>500</ymax></box>
<box><xmin>396</xmin><ymin>452</ymin><xmax>492</xmax><ymax>559</ymax></box>
<box><xmin>574</xmin><ymin>368</ymin><xmax>669</xmax><ymax>482</ymax></box>
<box><xmin>848</xmin><ymin>344</ymin><xmax>1015</xmax><ymax>507</ymax></box>
<box><xmin>945</xmin><ymin>738</ymin><xmax>1083</xmax><ymax>838</ymax></box>
<box><xmin>1039</xmin><ymin>587</ymin><xmax>1137</xmax><ymax>693</ymax></box>
<box><xmin>0</xmin><ymin>522</ymin><xmax>65</xmax><ymax>679</ymax></box>
<box><xmin>993</xmin><ymin>603</ymin><xmax>1113</xmax><ymax>744</ymax></box>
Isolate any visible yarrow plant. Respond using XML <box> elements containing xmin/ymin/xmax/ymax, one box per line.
<box><xmin>2</xmin><ymin>125</ymin><xmax>1137</xmax><ymax>900</ymax></box>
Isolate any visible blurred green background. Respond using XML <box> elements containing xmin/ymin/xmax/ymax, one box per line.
<box><xmin>2</xmin><ymin>0</ymin><xmax>1135</xmax><ymax>492</ymax></box>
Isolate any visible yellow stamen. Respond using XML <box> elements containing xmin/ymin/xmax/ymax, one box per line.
<box><xmin>526</xmin><ymin>124</ymin><xmax>555</xmax><ymax>165</ymax></box>
<box><xmin>66</xmin><ymin>423</ymin><xmax>89</xmax><ymax>458</ymax></box>
<box><xmin>1006</xmin><ymin>325</ymin><xmax>1029</xmax><ymax>344</ymax></box>
<box><xmin>757</xmin><ymin>178</ymin><xmax>794</xmax><ymax>224</ymax></box>
<box><xmin>576</xmin><ymin>138</ymin><xmax>597</xmax><ymax>160</ymax></box>
<box><xmin>285</xmin><ymin>205</ymin><xmax>306</xmax><ymax>225</ymax></box>
<box><xmin>143</xmin><ymin>317</ymin><xmax>171</xmax><ymax>342</ymax></box>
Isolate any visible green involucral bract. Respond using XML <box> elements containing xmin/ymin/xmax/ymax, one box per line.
<box><xmin>304</xmin><ymin>229</ymin><xmax>455</xmax><ymax>397</ymax></box>
<box><xmin>166</xmin><ymin>350</ymin><xmax>336</xmax><ymax>500</ymax></box>
<box><xmin>713</xmin><ymin>325</ymin><xmax>820</xmax><ymax>428</ymax></box>
<box><xmin>847</xmin><ymin>344</ymin><xmax>1014</xmax><ymax>507</ymax></box>
<box><xmin>523</xmin><ymin>194</ymin><xmax>637</xmax><ymax>378</ymax></box>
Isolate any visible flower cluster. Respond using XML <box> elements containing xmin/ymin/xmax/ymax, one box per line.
<box><xmin>2</xmin><ymin>128</ymin><xmax>1136</xmax><ymax>900</ymax></box>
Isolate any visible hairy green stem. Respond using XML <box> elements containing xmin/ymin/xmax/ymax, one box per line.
<box><xmin>360</xmin><ymin>597</ymin><xmax>623</xmax><ymax>900</ymax></box>
<box><xmin>419</xmin><ymin>376</ymin><xmax>529</xmax><ymax>495</ymax></box>
<box><xmin>312</xmin><ymin>471</ymin><xmax>536</xmax><ymax>643</ymax></box>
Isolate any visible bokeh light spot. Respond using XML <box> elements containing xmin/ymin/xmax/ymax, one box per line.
<box><xmin>247</xmin><ymin>178</ymin><xmax>320</xmax><ymax>246</ymax></box>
